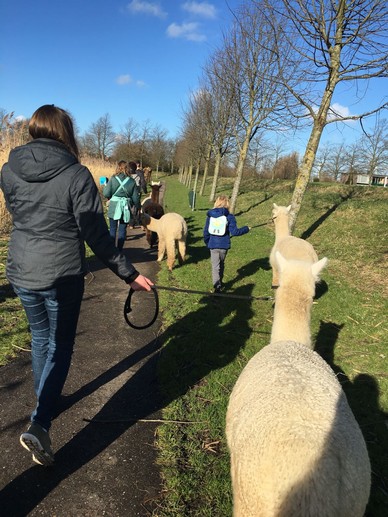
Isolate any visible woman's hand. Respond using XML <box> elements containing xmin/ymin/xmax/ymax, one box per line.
<box><xmin>130</xmin><ymin>274</ymin><xmax>154</xmax><ymax>291</ymax></box>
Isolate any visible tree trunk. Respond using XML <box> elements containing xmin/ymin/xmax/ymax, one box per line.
<box><xmin>230</xmin><ymin>134</ymin><xmax>251</xmax><ymax>214</ymax></box>
<box><xmin>186</xmin><ymin>162</ymin><xmax>193</xmax><ymax>189</ymax></box>
<box><xmin>192</xmin><ymin>160</ymin><xmax>201</xmax><ymax>211</ymax></box>
<box><xmin>200</xmin><ymin>145</ymin><xmax>212</xmax><ymax>196</ymax></box>
<box><xmin>210</xmin><ymin>151</ymin><xmax>222</xmax><ymax>202</ymax></box>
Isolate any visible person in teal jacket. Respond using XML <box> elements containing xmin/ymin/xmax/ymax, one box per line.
<box><xmin>203</xmin><ymin>195</ymin><xmax>250</xmax><ymax>292</ymax></box>
<box><xmin>103</xmin><ymin>161</ymin><xmax>139</xmax><ymax>250</ymax></box>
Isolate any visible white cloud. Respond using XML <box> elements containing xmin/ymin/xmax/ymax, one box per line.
<box><xmin>328</xmin><ymin>103</ymin><xmax>353</xmax><ymax>119</ymax></box>
<box><xmin>310</xmin><ymin>102</ymin><xmax>357</xmax><ymax>122</ymax></box>
<box><xmin>167</xmin><ymin>22</ymin><xmax>206</xmax><ymax>42</ymax></box>
<box><xmin>116</xmin><ymin>74</ymin><xmax>147</xmax><ymax>88</ymax></box>
<box><xmin>116</xmin><ymin>74</ymin><xmax>132</xmax><ymax>85</ymax></box>
<box><xmin>127</xmin><ymin>0</ymin><xmax>167</xmax><ymax>18</ymax></box>
<box><xmin>136</xmin><ymin>80</ymin><xmax>147</xmax><ymax>88</ymax></box>
<box><xmin>182</xmin><ymin>1</ymin><xmax>217</xmax><ymax>19</ymax></box>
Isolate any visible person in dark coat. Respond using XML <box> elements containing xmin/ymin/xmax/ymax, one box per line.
<box><xmin>203</xmin><ymin>195</ymin><xmax>250</xmax><ymax>293</ymax></box>
<box><xmin>0</xmin><ymin>104</ymin><xmax>153</xmax><ymax>466</ymax></box>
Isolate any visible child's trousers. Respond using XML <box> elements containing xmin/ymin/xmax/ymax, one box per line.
<box><xmin>210</xmin><ymin>248</ymin><xmax>228</xmax><ymax>287</ymax></box>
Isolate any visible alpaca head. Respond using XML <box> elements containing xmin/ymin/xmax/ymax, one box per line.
<box><xmin>276</xmin><ymin>251</ymin><xmax>328</xmax><ymax>298</ymax></box>
<box><xmin>272</xmin><ymin>203</ymin><xmax>291</xmax><ymax>221</ymax></box>
<box><xmin>140</xmin><ymin>212</ymin><xmax>151</xmax><ymax>227</ymax></box>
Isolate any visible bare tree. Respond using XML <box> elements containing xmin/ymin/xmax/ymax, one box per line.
<box><xmin>82</xmin><ymin>113</ymin><xmax>116</xmax><ymax>159</ymax></box>
<box><xmin>358</xmin><ymin>117</ymin><xmax>388</xmax><ymax>181</ymax></box>
<box><xmin>262</xmin><ymin>0</ymin><xmax>388</xmax><ymax>230</ymax></box>
<box><xmin>149</xmin><ymin>125</ymin><xmax>168</xmax><ymax>172</ymax></box>
<box><xmin>222</xmin><ymin>3</ymin><xmax>294</xmax><ymax>213</ymax></box>
<box><xmin>343</xmin><ymin>143</ymin><xmax>362</xmax><ymax>184</ymax></box>
<box><xmin>201</xmin><ymin>49</ymin><xmax>236</xmax><ymax>201</ymax></box>
<box><xmin>312</xmin><ymin>144</ymin><xmax>331</xmax><ymax>182</ymax></box>
<box><xmin>135</xmin><ymin>120</ymin><xmax>153</xmax><ymax>166</ymax></box>
<box><xmin>113</xmin><ymin>117</ymin><xmax>140</xmax><ymax>161</ymax></box>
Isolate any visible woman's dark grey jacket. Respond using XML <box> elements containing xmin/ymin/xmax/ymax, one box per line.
<box><xmin>0</xmin><ymin>138</ymin><xmax>138</xmax><ymax>289</ymax></box>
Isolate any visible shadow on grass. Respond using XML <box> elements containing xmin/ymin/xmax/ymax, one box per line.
<box><xmin>0</xmin><ymin>282</ymin><xmax>18</xmax><ymax>303</ymax></box>
<box><xmin>0</xmin><ymin>283</ymin><xmax>254</xmax><ymax>516</ymax></box>
<box><xmin>314</xmin><ymin>320</ymin><xmax>388</xmax><ymax>516</ymax></box>
<box><xmin>300</xmin><ymin>192</ymin><xmax>354</xmax><ymax>240</ymax></box>
<box><xmin>234</xmin><ymin>194</ymin><xmax>274</xmax><ymax>217</ymax></box>
<box><xmin>314</xmin><ymin>280</ymin><xmax>329</xmax><ymax>300</ymax></box>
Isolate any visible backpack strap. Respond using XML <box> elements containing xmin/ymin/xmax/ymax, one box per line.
<box><xmin>113</xmin><ymin>176</ymin><xmax>130</xmax><ymax>196</ymax></box>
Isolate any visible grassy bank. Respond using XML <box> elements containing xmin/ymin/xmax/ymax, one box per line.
<box><xmin>153</xmin><ymin>177</ymin><xmax>387</xmax><ymax>516</ymax></box>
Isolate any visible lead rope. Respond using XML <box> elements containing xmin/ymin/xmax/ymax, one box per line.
<box><xmin>123</xmin><ymin>285</ymin><xmax>273</xmax><ymax>330</ymax></box>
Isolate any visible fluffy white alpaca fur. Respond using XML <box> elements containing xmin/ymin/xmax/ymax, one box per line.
<box><xmin>269</xmin><ymin>204</ymin><xmax>318</xmax><ymax>287</ymax></box>
<box><xmin>141</xmin><ymin>212</ymin><xmax>187</xmax><ymax>271</ymax></box>
<box><xmin>226</xmin><ymin>253</ymin><xmax>371</xmax><ymax>517</ymax></box>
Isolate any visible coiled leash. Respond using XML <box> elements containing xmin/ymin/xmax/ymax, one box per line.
<box><xmin>124</xmin><ymin>285</ymin><xmax>273</xmax><ymax>330</ymax></box>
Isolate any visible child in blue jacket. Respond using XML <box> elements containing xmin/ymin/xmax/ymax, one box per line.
<box><xmin>203</xmin><ymin>195</ymin><xmax>250</xmax><ymax>292</ymax></box>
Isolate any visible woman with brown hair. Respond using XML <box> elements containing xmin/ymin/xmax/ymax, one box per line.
<box><xmin>0</xmin><ymin>104</ymin><xmax>153</xmax><ymax>466</ymax></box>
<box><xmin>103</xmin><ymin>159</ymin><xmax>138</xmax><ymax>250</ymax></box>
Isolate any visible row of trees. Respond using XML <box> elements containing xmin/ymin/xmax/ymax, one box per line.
<box><xmin>177</xmin><ymin>0</ymin><xmax>388</xmax><ymax>229</ymax></box>
<box><xmin>0</xmin><ymin>108</ymin><xmax>178</xmax><ymax>174</ymax></box>
<box><xmin>2</xmin><ymin>105</ymin><xmax>387</xmax><ymax>187</ymax></box>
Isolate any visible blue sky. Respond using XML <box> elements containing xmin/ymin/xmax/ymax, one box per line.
<box><xmin>1</xmin><ymin>0</ymin><xmax>240</xmax><ymax>139</ymax></box>
<box><xmin>1</xmin><ymin>0</ymin><xmax>387</xmax><ymax>152</ymax></box>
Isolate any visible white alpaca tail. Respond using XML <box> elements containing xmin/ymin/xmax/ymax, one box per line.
<box><xmin>177</xmin><ymin>240</ymin><xmax>186</xmax><ymax>264</ymax></box>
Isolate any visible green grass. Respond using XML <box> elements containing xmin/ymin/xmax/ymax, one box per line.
<box><xmin>0</xmin><ymin>239</ymin><xmax>31</xmax><ymax>363</ymax></box>
<box><xmin>153</xmin><ymin>176</ymin><xmax>387</xmax><ymax>516</ymax></box>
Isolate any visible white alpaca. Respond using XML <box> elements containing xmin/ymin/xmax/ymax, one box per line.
<box><xmin>141</xmin><ymin>212</ymin><xmax>187</xmax><ymax>271</ymax></box>
<box><xmin>269</xmin><ymin>204</ymin><xmax>318</xmax><ymax>287</ymax></box>
<box><xmin>226</xmin><ymin>253</ymin><xmax>371</xmax><ymax>517</ymax></box>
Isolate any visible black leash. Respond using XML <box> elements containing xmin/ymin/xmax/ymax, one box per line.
<box><xmin>124</xmin><ymin>285</ymin><xmax>273</xmax><ymax>330</ymax></box>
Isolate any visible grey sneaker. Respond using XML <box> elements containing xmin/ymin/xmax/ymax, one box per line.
<box><xmin>20</xmin><ymin>422</ymin><xmax>54</xmax><ymax>466</ymax></box>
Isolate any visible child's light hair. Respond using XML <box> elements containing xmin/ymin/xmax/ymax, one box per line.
<box><xmin>214</xmin><ymin>195</ymin><xmax>230</xmax><ymax>209</ymax></box>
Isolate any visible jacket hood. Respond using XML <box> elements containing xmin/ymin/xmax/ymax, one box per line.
<box><xmin>207</xmin><ymin>207</ymin><xmax>229</xmax><ymax>217</ymax></box>
<box><xmin>7</xmin><ymin>138</ymin><xmax>79</xmax><ymax>183</ymax></box>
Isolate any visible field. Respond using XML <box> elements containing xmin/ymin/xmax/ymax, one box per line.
<box><xmin>153</xmin><ymin>177</ymin><xmax>387</xmax><ymax>516</ymax></box>
<box><xmin>0</xmin><ymin>158</ymin><xmax>387</xmax><ymax>515</ymax></box>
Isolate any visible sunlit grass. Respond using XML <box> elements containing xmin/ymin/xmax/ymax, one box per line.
<box><xmin>154</xmin><ymin>176</ymin><xmax>387</xmax><ymax>516</ymax></box>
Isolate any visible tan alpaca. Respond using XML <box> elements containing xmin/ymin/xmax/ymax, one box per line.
<box><xmin>141</xmin><ymin>212</ymin><xmax>187</xmax><ymax>271</ymax></box>
<box><xmin>269</xmin><ymin>204</ymin><xmax>318</xmax><ymax>287</ymax></box>
<box><xmin>226</xmin><ymin>252</ymin><xmax>371</xmax><ymax>517</ymax></box>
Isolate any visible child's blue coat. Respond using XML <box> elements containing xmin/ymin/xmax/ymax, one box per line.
<box><xmin>203</xmin><ymin>207</ymin><xmax>249</xmax><ymax>249</ymax></box>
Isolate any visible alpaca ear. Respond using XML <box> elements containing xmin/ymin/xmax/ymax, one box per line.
<box><xmin>286</xmin><ymin>205</ymin><xmax>291</xmax><ymax>212</ymax></box>
<box><xmin>275</xmin><ymin>251</ymin><xmax>287</xmax><ymax>271</ymax></box>
<box><xmin>311</xmin><ymin>257</ymin><xmax>328</xmax><ymax>280</ymax></box>
<box><xmin>273</xmin><ymin>203</ymin><xmax>278</xmax><ymax>209</ymax></box>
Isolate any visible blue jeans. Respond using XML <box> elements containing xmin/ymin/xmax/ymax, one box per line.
<box><xmin>13</xmin><ymin>276</ymin><xmax>84</xmax><ymax>430</ymax></box>
<box><xmin>109</xmin><ymin>218</ymin><xmax>127</xmax><ymax>251</ymax></box>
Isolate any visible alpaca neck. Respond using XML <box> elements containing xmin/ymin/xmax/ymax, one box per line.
<box><xmin>151</xmin><ymin>187</ymin><xmax>160</xmax><ymax>204</ymax></box>
<box><xmin>270</xmin><ymin>286</ymin><xmax>313</xmax><ymax>347</ymax></box>
<box><xmin>274</xmin><ymin>215</ymin><xmax>290</xmax><ymax>241</ymax></box>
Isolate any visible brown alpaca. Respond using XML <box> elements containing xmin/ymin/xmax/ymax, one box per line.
<box><xmin>142</xmin><ymin>183</ymin><xmax>164</xmax><ymax>246</ymax></box>
<box><xmin>269</xmin><ymin>204</ymin><xmax>318</xmax><ymax>288</ymax></box>
<box><xmin>141</xmin><ymin>212</ymin><xmax>187</xmax><ymax>271</ymax></box>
